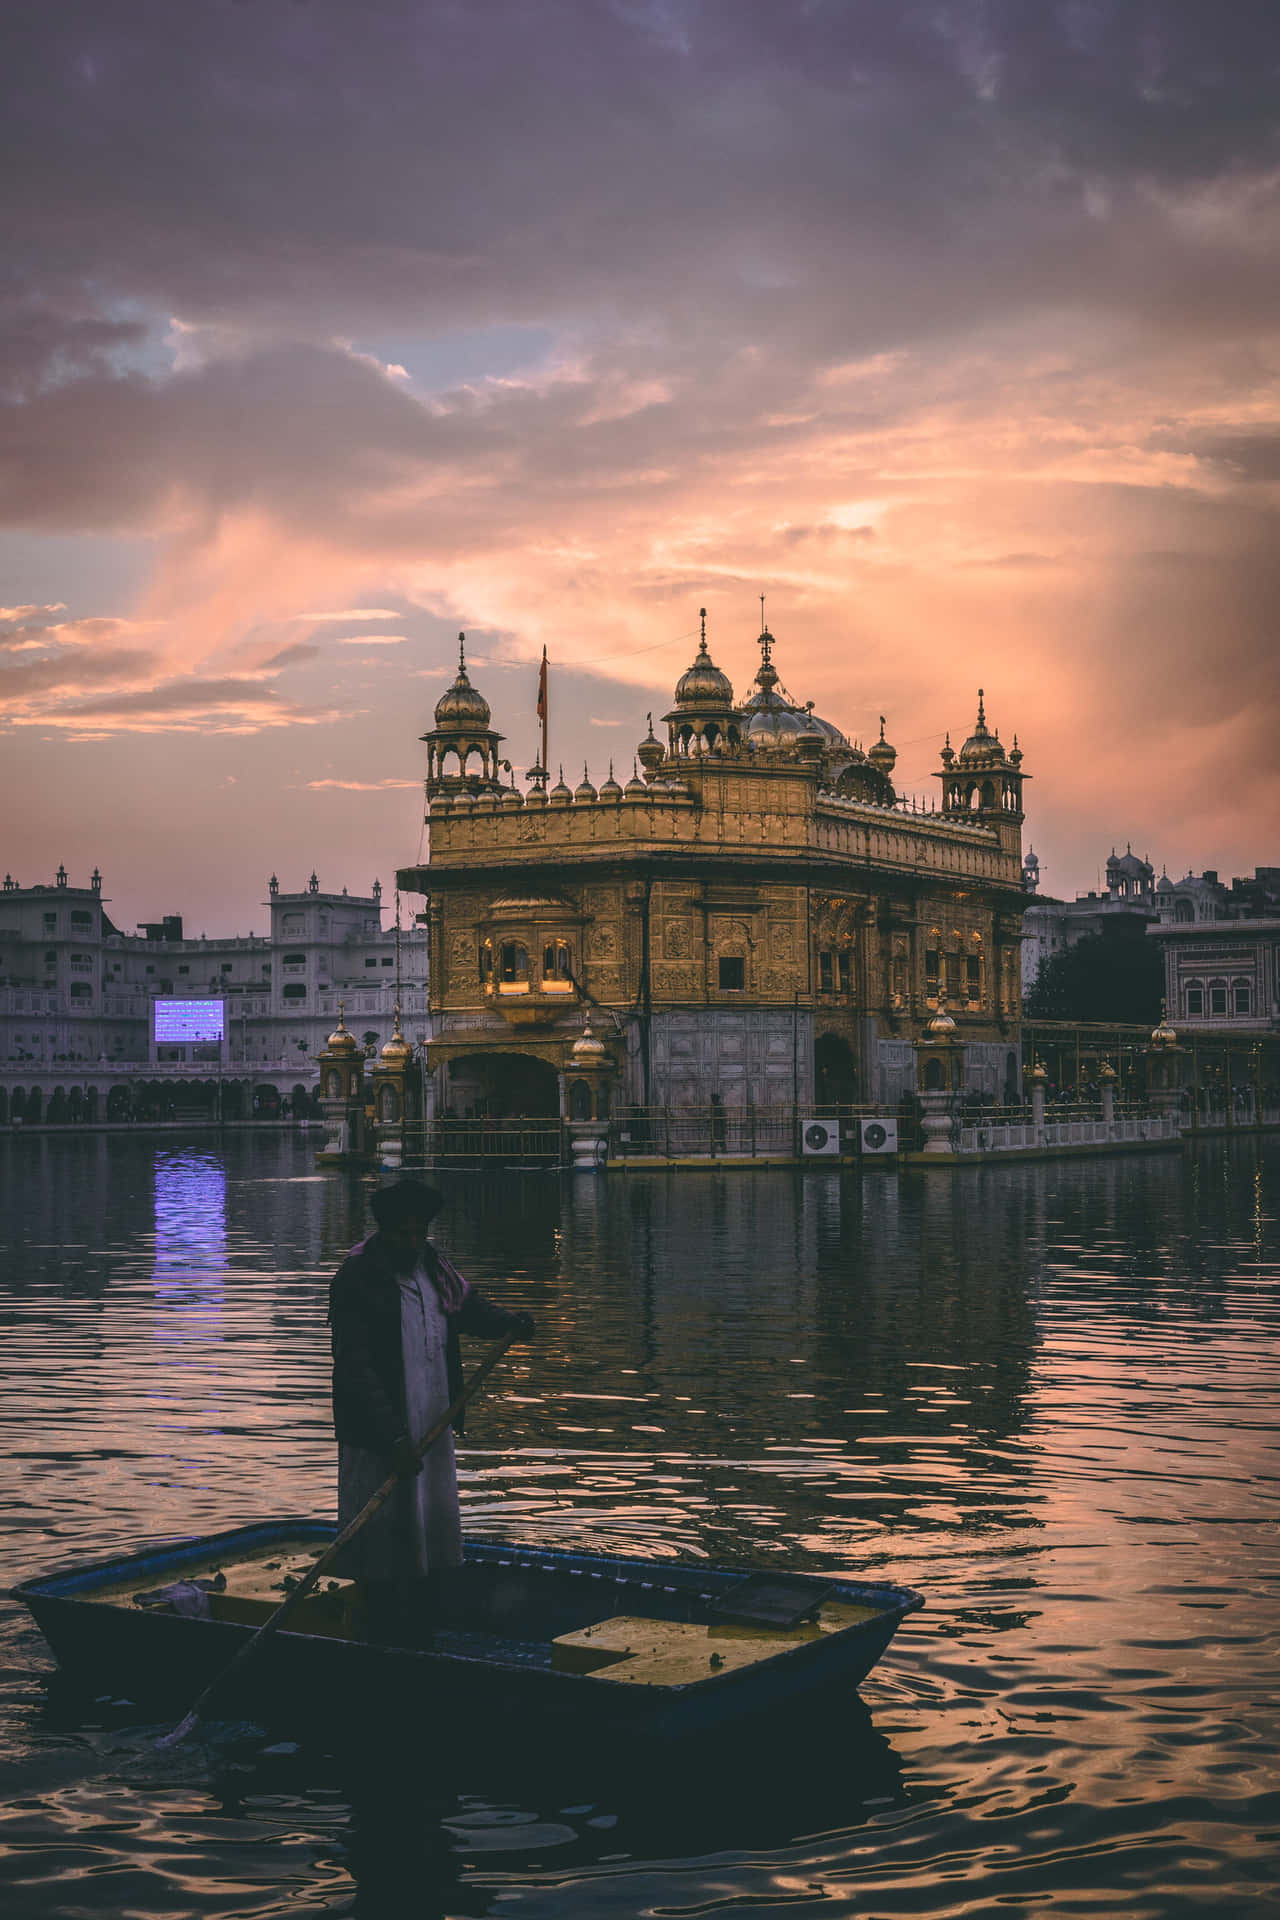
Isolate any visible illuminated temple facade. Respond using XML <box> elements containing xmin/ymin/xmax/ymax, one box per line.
<box><xmin>396</xmin><ymin>622</ymin><xmax>1030</xmax><ymax>1119</ymax></box>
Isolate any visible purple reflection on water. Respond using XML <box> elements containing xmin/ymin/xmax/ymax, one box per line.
<box><xmin>152</xmin><ymin>1150</ymin><xmax>226</xmax><ymax>1319</ymax></box>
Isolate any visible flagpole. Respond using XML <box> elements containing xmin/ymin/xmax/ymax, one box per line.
<box><xmin>541</xmin><ymin>645</ymin><xmax>549</xmax><ymax>774</ymax></box>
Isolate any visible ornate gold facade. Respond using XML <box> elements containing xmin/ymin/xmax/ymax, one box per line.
<box><xmin>396</xmin><ymin>627</ymin><xmax>1029</xmax><ymax>1117</ymax></box>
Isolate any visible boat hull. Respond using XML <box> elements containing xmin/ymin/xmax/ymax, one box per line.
<box><xmin>14</xmin><ymin>1520</ymin><xmax>923</xmax><ymax>1740</ymax></box>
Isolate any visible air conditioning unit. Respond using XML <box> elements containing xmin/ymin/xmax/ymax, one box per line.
<box><xmin>801</xmin><ymin>1118</ymin><xmax>841</xmax><ymax>1156</ymax></box>
<box><xmin>859</xmin><ymin>1117</ymin><xmax>899</xmax><ymax>1155</ymax></box>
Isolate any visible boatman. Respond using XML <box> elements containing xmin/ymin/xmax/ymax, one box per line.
<box><xmin>328</xmin><ymin>1179</ymin><xmax>534</xmax><ymax>1643</ymax></box>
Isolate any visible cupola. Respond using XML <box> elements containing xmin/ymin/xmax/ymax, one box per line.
<box><xmin>420</xmin><ymin>633</ymin><xmax>506</xmax><ymax>796</ymax></box>
<box><xmin>637</xmin><ymin>715</ymin><xmax>665</xmax><ymax>778</ymax></box>
<box><xmin>663</xmin><ymin>610</ymin><xmax>742</xmax><ymax>760</ymax></box>
<box><xmin>325</xmin><ymin>1004</ymin><xmax>359</xmax><ymax>1055</ymax></box>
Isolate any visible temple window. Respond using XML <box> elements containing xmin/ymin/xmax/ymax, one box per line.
<box><xmin>569</xmin><ymin>1079</ymin><xmax>593</xmax><ymax>1121</ymax></box>
<box><xmin>718</xmin><ymin>956</ymin><xmax>745</xmax><ymax>990</ymax></box>
<box><xmin>1209</xmin><ymin>982</ymin><xmax>1227</xmax><ymax>1015</ymax></box>
<box><xmin>1185</xmin><ymin>984</ymin><xmax>1203</xmax><ymax>1015</ymax></box>
<box><xmin>283</xmin><ymin>983</ymin><xmax>307</xmax><ymax>1002</ymax></box>
<box><xmin>966</xmin><ymin>954</ymin><xmax>981</xmax><ymax>1005</ymax></box>
<box><xmin>837</xmin><ymin>951</ymin><xmax>851</xmax><ymax>994</ymax></box>
<box><xmin>479</xmin><ymin>941</ymin><xmax>493</xmax><ymax>988</ymax></box>
<box><xmin>1234</xmin><ymin>982</ymin><xmax>1252</xmax><ymax>1014</ymax></box>
<box><xmin>542</xmin><ymin>940</ymin><xmax>574</xmax><ymax>991</ymax></box>
<box><xmin>818</xmin><ymin>951</ymin><xmax>833</xmax><ymax>992</ymax></box>
<box><xmin>944</xmin><ymin>952</ymin><xmax>962</xmax><ymax>1000</ymax></box>
<box><xmin>925</xmin><ymin>947</ymin><xmax>941</xmax><ymax>999</ymax></box>
<box><xmin>498</xmin><ymin>942</ymin><xmax>530</xmax><ymax>993</ymax></box>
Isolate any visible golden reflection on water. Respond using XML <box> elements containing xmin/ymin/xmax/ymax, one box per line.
<box><xmin>0</xmin><ymin>1132</ymin><xmax>1277</xmax><ymax>1919</ymax></box>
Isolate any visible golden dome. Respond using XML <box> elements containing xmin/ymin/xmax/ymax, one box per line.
<box><xmin>325</xmin><ymin>1005</ymin><xmax>358</xmax><ymax>1055</ymax></box>
<box><xmin>571</xmin><ymin>1017</ymin><xmax>608</xmax><ymax>1064</ymax></box>
<box><xmin>1150</xmin><ymin>1003</ymin><xmax>1178</xmax><ymax>1048</ymax></box>
<box><xmin>380</xmin><ymin>1009</ymin><xmax>414</xmax><ymax>1063</ymax></box>
<box><xmin>868</xmin><ymin>715</ymin><xmax>896</xmax><ymax>769</ymax></box>
<box><xmin>957</xmin><ymin>689</ymin><xmax>1005</xmax><ymax>766</ymax></box>
<box><xmin>926</xmin><ymin>1000</ymin><xmax>957</xmax><ymax>1039</ymax></box>
<box><xmin>674</xmin><ymin>616</ymin><xmax>734</xmax><ymax>708</ymax></box>
<box><xmin>433</xmin><ymin>634</ymin><xmax>491</xmax><ymax>730</ymax></box>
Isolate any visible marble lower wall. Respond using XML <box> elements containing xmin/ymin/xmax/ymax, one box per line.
<box><xmin>647</xmin><ymin>1009</ymin><xmax>814</xmax><ymax>1109</ymax></box>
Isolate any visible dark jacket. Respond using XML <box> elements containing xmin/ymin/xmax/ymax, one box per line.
<box><xmin>328</xmin><ymin>1234</ymin><xmax>522</xmax><ymax>1454</ymax></box>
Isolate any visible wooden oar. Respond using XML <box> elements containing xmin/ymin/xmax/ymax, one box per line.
<box><xmin>156</xmin><ymin>1327</ymin><xmax>522</xmax><ymax>1748</ymax></box>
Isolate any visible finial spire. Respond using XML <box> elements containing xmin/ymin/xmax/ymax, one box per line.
<box><xmin>337</xmin><ymin>998</ymin><xmax>346</xmax><ymax>1027</ymax></box>
<box><xmin>879</xmin><ymin>715</ymin><xmax>886</xmax><ymax>741</ymax></box>
<box><xmin>458</xmin><ymin>631</ymin><xmax>466</xmax><ymax>670</ymax></box>
<box><xmin>758</xmin><ymin>596</ymin><xmax>772</xmax><ymax>668</ymax></box>
<box><xmin>977</xmin><ymin>687</ymin><xmax>986</xmax><ymax>728</ymax></box>
<box><xmin>699</xmin><ymin>606</ymin><xmax>707</xmax><ymax>651</ymax></box>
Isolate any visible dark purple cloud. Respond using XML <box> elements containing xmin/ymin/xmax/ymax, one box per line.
<box><xmin>2</xmin><ymin>0</ymin><xmax>1278</xmax><ymax>912</ymax></box>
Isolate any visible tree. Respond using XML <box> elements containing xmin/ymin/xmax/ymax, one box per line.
<box><xmin>1024</xmin><ymin>920</ymin><xmax>1163</xmax><ymax>1024</ymax></box>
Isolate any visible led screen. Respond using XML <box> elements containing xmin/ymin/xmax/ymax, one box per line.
<box><xmin>153</xmin><ymin>998</ymin><xmax>225</xmax><ymax>1044</ymax></box>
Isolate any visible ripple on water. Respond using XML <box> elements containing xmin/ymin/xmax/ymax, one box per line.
<box><xmin>0</xmin><ymin>1132</ymin><xmax>1278</xmax><ymax>1918</ymax></box>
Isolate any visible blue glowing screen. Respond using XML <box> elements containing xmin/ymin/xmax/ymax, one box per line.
<box><xmin>154</xmin><ymin>998</ymin><xmax>225</xmax><ymax>1043</ymax></box>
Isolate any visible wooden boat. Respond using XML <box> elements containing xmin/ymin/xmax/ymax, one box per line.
<box><xmin>14</xmin><ymin>1520</ymin><xmax>923</xmax><ymax>1740</ymax></box>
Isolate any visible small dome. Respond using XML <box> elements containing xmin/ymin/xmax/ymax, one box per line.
<box><xmin>624</xmin><ymin>760</ymin><xmax>648</xmax><ymax>796</ymax></box>
<box><xmin>380</xmin><ymin>1013</ymin><xmax>414</xmax><ymax>1064</ymax></box>
<box><xmin>637</xmin><ymin>715</ymin><xmax>665</xmax><ymax>772</ymax></box>
<box><xmin>1098</xmin><ymin>1059</ymin><xmax>1118</xmax><ymax>1082</ymax></box>
<box><xmin>926</xmin><ymin>1002</ymin><xmax>957</xmax><ymax>1039</ymax></box>
<box><xmin>868</xmin><ymin>716</ymin><xmax>896</xmax><ymax>769</ymax></box>
<box><xmin>958</xmin><ymin>690</ymin><xmax>1001</xmax><ymax>764</ymax></box>
<box><xmin>574</xmin><ymin>765</ymin><xmax>598</xmax><ymax>803</ymax></box>
<box><xmin>599</xmin><ymin>762</ymin><xmax>623</xmax><ymax>799</ymax></box>
<box><xmin>1109</xmin><ymin>845</ymin><xmax>1151</xmax><ymax>878</ymax></box>
<box><xmin>571</xmin><ymin>1017</ymin><xmax>608</xmax><ymax>1064</ymax></box>
<box><xmin>674</xmin><ymin>620</ymin><xmax>734</xmax><ymax>708</ymax></box>
<box><xmin>1151</xmin><ymin>1005</ymin><xmax>1178</xmax><ymax>1048</ymax></box>
<box><xmin>325</xmin><ymin>1009</ymin><xmax>358</xmax><ymax>1055</ymax></box>
<box><xmin>433</xmin><ymin>634</ymin><xmax>491</xmax><ymax>729</ymax></box>
<box><xmin>1028</xmin><ymin>1057</ymin><xmax>1049</xmax><ymax>1083</ymax></box>
<box><xmin>549</xmin><ymin>766</ymin><xmax>572</xmax><ymax>805</ymax></box>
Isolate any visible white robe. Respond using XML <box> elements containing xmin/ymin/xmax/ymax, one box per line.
<box><xmin>336</xmin><ymin>1262</ymin><xmax>463</xmax><ymax>1581</ymax></box>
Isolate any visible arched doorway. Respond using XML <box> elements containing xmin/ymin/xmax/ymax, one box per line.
<box><xmin>815</xmin><ymin>1032</ymin><xmax>859</xmax><ymax>1106</ymax></box>
<box><xmin>26</xmin><ymin>1087</ymin><xmax>43</xmax><ymax>1123</ymax></box>
<box><xmin>107</xmin><ymin>1085</ymin><xmax>131</xmax><ymax>1122</ymax></box>
<box><xmin>446</xmin><ymin>1052</ymin><xmax>560</xmax><ymax>1118</ymax></box>
<box><xmin>0</xmin><ymin>1087</ymin><xmax>7</xmax><ymax>1125</ymax></box>
<box><xmin>48</xmin><ymin>1087</ymin><xmax>68</xmax><ymax>1123</ymax></box>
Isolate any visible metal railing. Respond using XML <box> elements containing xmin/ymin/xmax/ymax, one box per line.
<box><xmin>609</xmin><ymin>1104</ymin><xmax>893</xmax><ymax>1160</ymax></box>
<box><xmin>400</xmin><ymin>1119</ymin><xmax>564</xmax><ymax>1165</ymax></box>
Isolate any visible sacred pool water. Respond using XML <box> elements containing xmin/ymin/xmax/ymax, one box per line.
<box><xmin>1</xmin><ymin>1132</ymin><xmax>1276</xmax><ymax>1919</ymax></box>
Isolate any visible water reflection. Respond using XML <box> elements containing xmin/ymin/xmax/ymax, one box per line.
<box><xmin>152</xmin><ymin>1150</ymin><xmax>227</xmax><ymax>1306</ymax></box>
<box><xmin>0</xmin><ymin>1133</ymin><xmax>1276</xmax><ymax>1920</ymax></box>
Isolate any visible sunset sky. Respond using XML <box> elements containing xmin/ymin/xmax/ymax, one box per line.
<box><xmin>4</xmin><ymin>1</ymin><xmax>1278</xmax><ymax>931</ymax></box>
